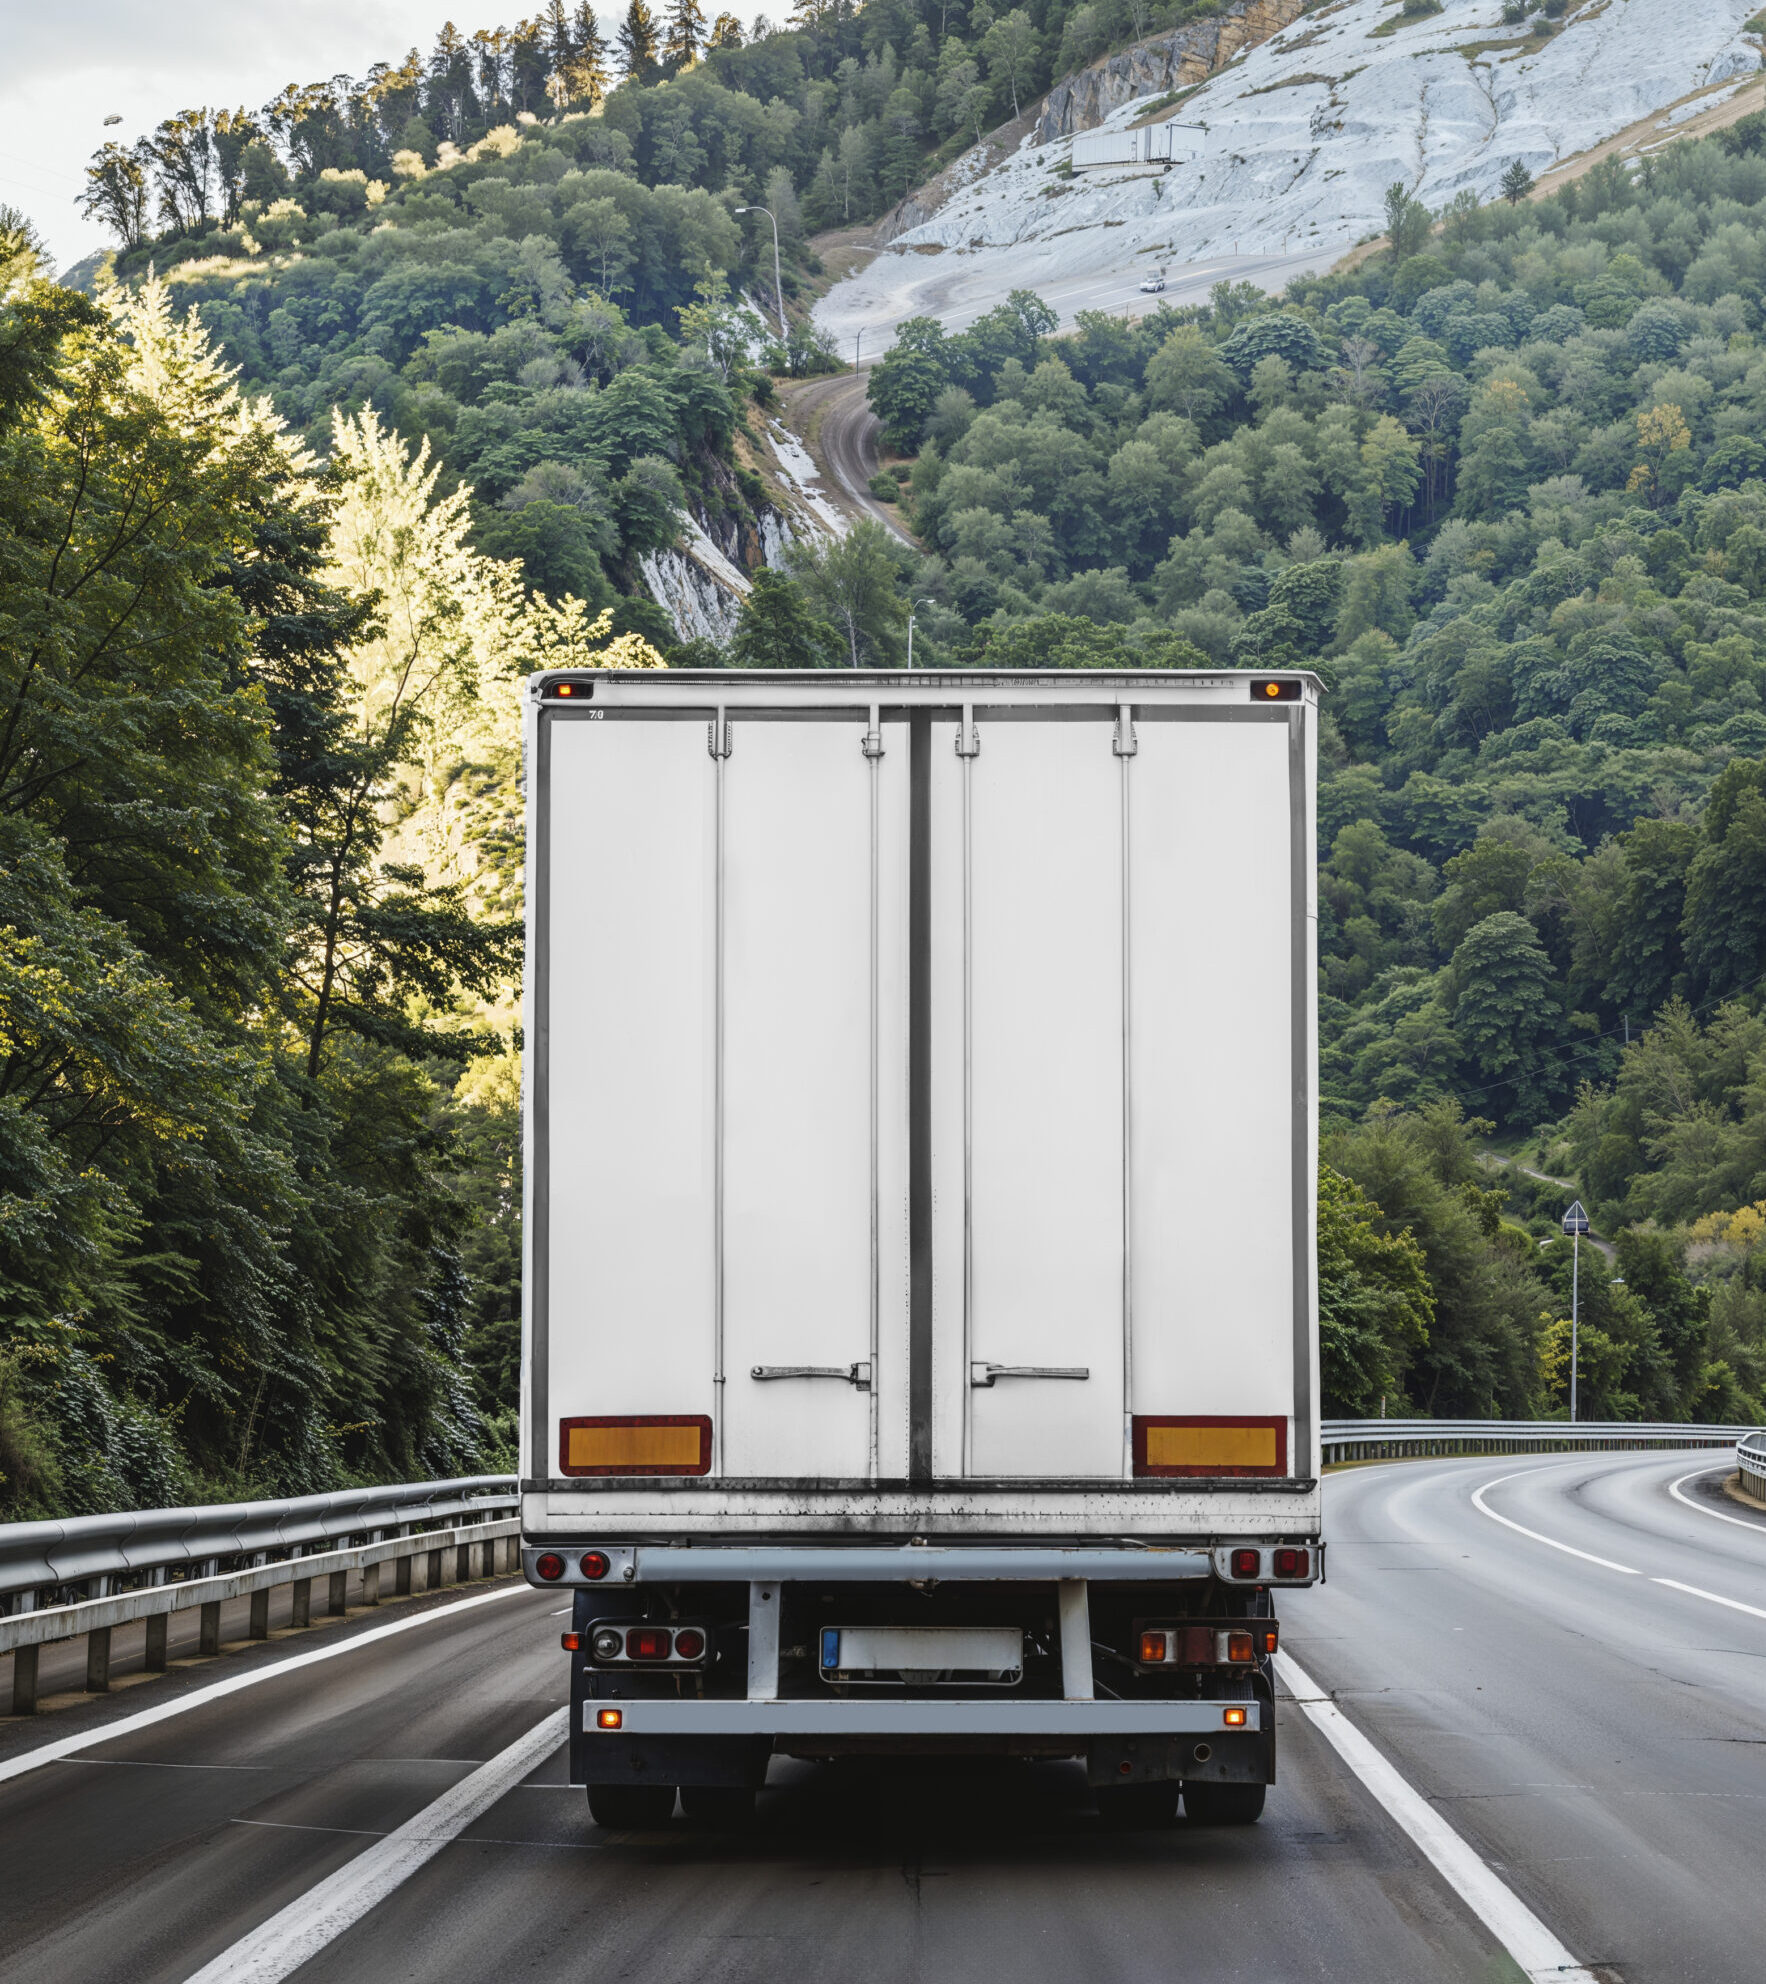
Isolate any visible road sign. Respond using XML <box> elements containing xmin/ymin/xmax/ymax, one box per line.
<box><xmin>1562</xmin><ymin>1201</ymin><xmax>1591</xmax><ymax>1236</ymax></box>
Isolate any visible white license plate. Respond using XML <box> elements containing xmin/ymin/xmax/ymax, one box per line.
<box><xmin>821</xmin><ymin>1625</ymin><xmax>1024</xmax><ymax>1683</ymax></box>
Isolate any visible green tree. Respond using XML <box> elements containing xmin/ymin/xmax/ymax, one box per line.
<box><xmin>1317</xmin><ymin>1163</ymin><xmax>1434</xmax><ymax>1415</ymax></box>
<box><xmin>1450</xmin><ymin>912</ymin><xmax>1562</xmax><ymax>1125</ymax></box>
<box><xmin>1500</xmin><ymin>159</ymin><xmax>1535</xmax><ymax>205</ymax></box>
<box><xmin>616</xmin><ymin>0</ymin><xmax>660</xmax><ymax>82</ymax></box>
<box><xmin>788</xmin><ymin>521</ymin><xmax>908</xmax><ymax>668</ymax></box>
<box><xmin>728</xmin><ymin>566</ymin><xmax>839</xmax><ymax>667</ymax></box>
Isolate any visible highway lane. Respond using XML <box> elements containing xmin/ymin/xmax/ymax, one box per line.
<box><xmin>1289</xmin><ymin>1452</ymin><xmax>1766</xmax><ymax>1984</ymax></box>
<box><xmin>2</xmin><ymin>1451</ymin><xmax>1762</xmax><ymax>1982</ymax></box>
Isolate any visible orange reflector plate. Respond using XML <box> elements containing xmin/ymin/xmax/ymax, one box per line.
<box><xmin>559</xmin><ymin>1416</ymin><xmax>712</xmax><ymax>1476</ymax></box>
<box><xmin>1223</xmin><ymin>1707</ymin><xmax>1248</xmax><ymax>1728</ymax></box>
<box><xmin>1133</xmin><ymin>1417</ymin><xmax>1287</xmax><ymax>1477</ymax></box>
<box><xmin>597</xmin><ymin>1708</ymin><xmax>623</xmax><ymax>1729</ymax></box>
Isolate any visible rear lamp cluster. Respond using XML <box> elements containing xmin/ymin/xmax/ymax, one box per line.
<box><xmin>531</xmin><ymin>1550</ymin><xmax>611</xmax><ymax>1583</ymax></box>
<box><xmin>580</xmin><ymin>1623</ymin><xmax>709</xmax><ymax>1666</ymax></box>
<box><xmin>1225</xmin><ymin>1545</ymin><xmax>1312</xmax><ymax>1582</ymax></box>
<box><xmin>1136</xmin><ymin>1624</ymin><xmax>1278</xmax><ymax>1667</ymax></box>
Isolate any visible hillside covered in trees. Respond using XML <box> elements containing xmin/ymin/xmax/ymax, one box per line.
<box><xmin>859</xmin><ymin>127</ymin><xmax>1766</xmax><ymax>1425</ymax></box>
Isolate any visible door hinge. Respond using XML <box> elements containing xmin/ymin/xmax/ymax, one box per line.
<box><xmin>862</xmin><ymin>727</ymin><xmax>885</xmax><ymax>759</ymax></box>
<box><xmin>1114</xmin><ymin>708</ymin><xmax>1137</xmax><ymax>757</ymax></box>
<box><xmin>708</xmin><ymin>718</ymin><xmax>732</xmax><ymax>759</ymax></box>
<box><xmin>970</xmin><ymin>1363</ymin><xmax>1090</xmax><ymax>1387</ymax></box>
<box><xmin>955</xmin><ymin>721</ymin><xmax>980</xmax><ymax>758</ymax></box>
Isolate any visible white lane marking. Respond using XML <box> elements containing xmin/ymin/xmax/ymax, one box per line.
<box><xmin>182</xmin><ymin>1706</ymin><xmax>568</xmax><ymax>1984</ymax></box>
<box><xmin>1276</xmin><ymin>1651</ymin><xmax>1597</xmax><ymax>1984</ymax></box>
<box><xmin>1668</xmin><ymin>1465</ymin><xmax>1766</xmax><ymax>1534</ymax></box>
<box><xmin>0</xmin><ymin>1584</ymin><xmax>531</xmax><ymax>1789</ymax></box>
<box><xmin>1652</xmin><ymin>1578</ymin><xmax>1766</xmax><ymax>1622</ymax></box>
<box><xmin>1471</xmin><ymin>1470</ymin><xmax>1640</xmax><ymax>1574</ymax></box>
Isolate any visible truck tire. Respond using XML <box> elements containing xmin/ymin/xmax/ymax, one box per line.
<box><xmin>1183</xmin><ymin>1779</ymin><xmax>1266</xmax><ymax>1826</ymax></box>
<box><xmin>680</xmin><ymin>1784</ymin><xmax>757</xmax><ymax>1827</ymax></box>
<box><xmin>1095</xmin><ymin>1781</ymin><xmax>1180</xmax><ymax>1828</ymax></box>
<box><xmin>586</xmin><ymin>1782</ymin><xmax>677</xmax><ymax>1828</ymax></box>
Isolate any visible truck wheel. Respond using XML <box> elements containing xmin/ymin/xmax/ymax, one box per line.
<box><xmin>1095</xmin><ymin>1781</ymin><xmax>1180</xmax><ymax>1828</ymax></box>
<box><xmin>1183</xmin><ymin>1780</ymin><xmax>1265</xmax><ymax>1826</ymax></box>
<box><xmin>680</xmin><ymin>1784</ymin><xmax>757</xmax><ymax>1827</ymax></box>
<box><xmin>586</xmin><ymin>1782</ymin><xmax>677</xmax><ymax>1828</ymax></box>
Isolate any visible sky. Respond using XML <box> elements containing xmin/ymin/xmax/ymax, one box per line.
<box><xmin>0</xmin><ymin>1</ymin><xmax>480</xmax><ymax>273</ymax></box>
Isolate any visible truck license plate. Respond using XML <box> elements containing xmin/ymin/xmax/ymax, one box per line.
<box><xmin>820</xmin><ymin>1625</ymin><xmax>1024</xmax><ymax>1684</ymax></box>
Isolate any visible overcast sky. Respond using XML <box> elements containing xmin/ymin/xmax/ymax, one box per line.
<box><xmin>1</xmin><ymin>1</ymin><xmax>477</xmax><ymax>272</ymax></box>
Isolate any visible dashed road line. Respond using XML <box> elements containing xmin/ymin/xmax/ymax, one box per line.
<box><xmin>183</xmin><ymin>1706</ymin><xmax>569</xmax><ymax>1984</ymax></box>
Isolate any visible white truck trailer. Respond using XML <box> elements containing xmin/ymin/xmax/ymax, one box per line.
<box><xmin>521</xmin><ymin>667</ymin><xmax>1321</xmax><ymax>1828</ymax></box>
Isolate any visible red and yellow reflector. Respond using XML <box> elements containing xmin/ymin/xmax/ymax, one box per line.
<box><xmin>1250</xmin><ymin>678</ymin><xmax>1300</xmax><ymax>702</ymax></box>
<box><xmin>559</xmin><ymin>1415</ymin><xmax>713</xmax><ymax>1477</ymax></box>
<box><xmin>597</xmin><ymin>1708</ymin><xmax>623</xmax><ymax>1730</ymax></box>
<box><xmin>1223</xmin><ymin>1707</ymin><xmax>1248</xmax><ymax>1728</ymax></box>
<box><xmin>1132</xmin><ymin>1417</ymin><xmax>1287</xmax><ymax>1478</ymax></box>
<box><xmin>1138</xmin><ymin>1630</ymin><xmax>1168</xmax><ymax>1665</ymax></box>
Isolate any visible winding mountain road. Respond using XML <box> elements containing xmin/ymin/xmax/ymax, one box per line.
<box><xmin>5</xmin><ymin>1448</ymin><xmax>1763</xmax><ymax>1981</ymax></box>
<box><xmin>776</xmin><ymin>372</ymin><xmax>916</xmax><ymax>546</ymax></box>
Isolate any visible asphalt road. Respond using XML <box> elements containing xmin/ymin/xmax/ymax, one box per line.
<box><xmin>776</xmin><ymin>372</ymin><xmax>916</xmax><ymax>546</ymax></box>
<box><xmin>3</xmin><ymin>1451</ymin><xmax>1762</xmax><ymax>1982</ymax></box>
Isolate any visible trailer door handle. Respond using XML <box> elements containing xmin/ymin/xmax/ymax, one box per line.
<box><xmin>970</xmin><ymin>1363</ymin><xmax>1090</xmax><ymax>1387</ymax></box>
<box><xmin>750</xmin><ymin>1363</ymin><xmax>873</xmax><ymax>1391</ymax></box>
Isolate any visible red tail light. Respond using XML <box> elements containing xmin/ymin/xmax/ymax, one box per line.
<box><xmin>1273</xmin><ymin>1547</ymin><xmax>1309</xmax><ymax>1578</ymax></box>
<box><xmin>581</xmin><ymin>1551</ymin><xmax>610</xmax><ymax>1580</ymax></box>
<box><xmin>673</xmin><ymin>1628</ymin><xmax>707</xmax><ymax>1660</ymax></box>
<box><xmin>534</xmin><ymin>1553</ymin><xmax>565</xmax><ymax>1581</ymax></box>
<box><xmin>1230</xmin><ymin>1548</ymin><xmax>1260</xmax><ymax>1579</ymax></box>
<box><xmin>626</xmin><ymin>1626</ymin><xmax>672</xmax><ymax>1661</ymax></box>
<box><xmin>560</xmin><ymin>1632</ymin><xmax>581</xmax><ymax>1652</ymax></box>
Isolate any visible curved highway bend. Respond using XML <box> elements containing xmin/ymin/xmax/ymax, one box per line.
<box><xmin>2</xmin><ymin>1454</ymin><xmax>1763</xmax><ymax>1983</ymax></box>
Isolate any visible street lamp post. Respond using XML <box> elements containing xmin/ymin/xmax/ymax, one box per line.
<box><xmin>733</xmin><ymin>206</ymin><xmax>787</xmax><ymax>350</ymax></box>
<box><xmin>1562</xmin><ymin>1200</ymin><xmax>1590</xmax><ymax>1421</ymax></box>
<box><xmin>906</xmin><ymin>597</ymin><xmax>936</xmax><ymax>670</ymax></box>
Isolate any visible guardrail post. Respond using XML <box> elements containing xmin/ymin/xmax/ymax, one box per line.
<box><xmin>86</xmin><ymin>1626</ymin><xmax>112</xmax><ymax>1693</ymax></box>
<box><xmin>480</xmin><ymin>1540</ymin><xmax>494</xmax><ymax>1578</ymax></box>
<box><xmin>291</xmin><ymin>1577</ymin><xmax>311</xmax><ymax>1628</ymax></box>
<box><xmin>362</xmin><ymin>1562</ymin><xmax>380</xmax><ymax>1606</ymax></box>
<box><xmin>455</xmin><ymin>1543</ymin><xmax>471</xmax><ymax>1584</ymax></box>
<box><xmin>249</xmin><ymin>1589</ymin><xmax>270</xmax><ymax>1640</ymax></box>
<box><xmin>199</xmin><ymin>1600</ymin><xmax>222</xmax><ymax>1656</ymax></box>
<box><xmin>394</xmin><ymin>1555</ymin><xmax>413</xmax><ymax>1598</ymax></box>
<box><xmin>327</xmin><ymin>1571</ymin><xmax>347</xmax><ymax>1616</ymax></box>
<box><xmin>11</xmin><ymin>1644</ymin><xmax>39</xmax><ymax>1715</ymax></box>
<box><xmin>145</xmin><ymin>1615</ymin><xmax>168</xmax><ymax>1671</ymax></box>
<box><xmin>427</xmin><ymin>1547</ymin><xmax>443</xmax><ymax>1591</ymax></box>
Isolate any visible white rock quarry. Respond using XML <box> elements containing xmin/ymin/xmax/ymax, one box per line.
<box><xmin>816</xmin><ymin>0</ymin><xmax>1763</xmax><ymax>349</ymax></box>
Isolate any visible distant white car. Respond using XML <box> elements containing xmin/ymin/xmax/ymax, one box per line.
<box><xmin>1139</xmin><ymin>275</ymin><xmax>1167</xmax><ymax>293</ymax></box>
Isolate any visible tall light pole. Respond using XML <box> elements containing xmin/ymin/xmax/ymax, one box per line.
<box><xmin>906</xmin><ymin>597</ymin><xmax>936</xmax><ymax>670</ymax></box>
<box><xmin>1563</xmin><ymin>1200</ymin><xmax>1590</xmax><ymax>1421</ymax></box>
<box><xmin>733</xmin><ymin>206</ymin><xmax>787</xmax><ymax>349</ymax></box>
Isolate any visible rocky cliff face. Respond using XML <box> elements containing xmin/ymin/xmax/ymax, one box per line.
<box><xmin>1035</xmin><ymin>0</ymin><xmax>1315</xmax><ymax>142</ymax></box>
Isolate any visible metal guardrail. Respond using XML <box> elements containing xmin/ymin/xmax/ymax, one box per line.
<box><xmin>1323</xmin><ymin>1420</ymin><xmax>1755</xmax><ymax>1463</ymax></box>
<box><xmin>1739</xmin><ymin>1432</ymin><xmax>1766</xmax><ymax>1502</ymax></box>
<box><xmin>0</xmin><ymin>1476</ymin><xmax>518</xmax><ymax>1716</ymax></box>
